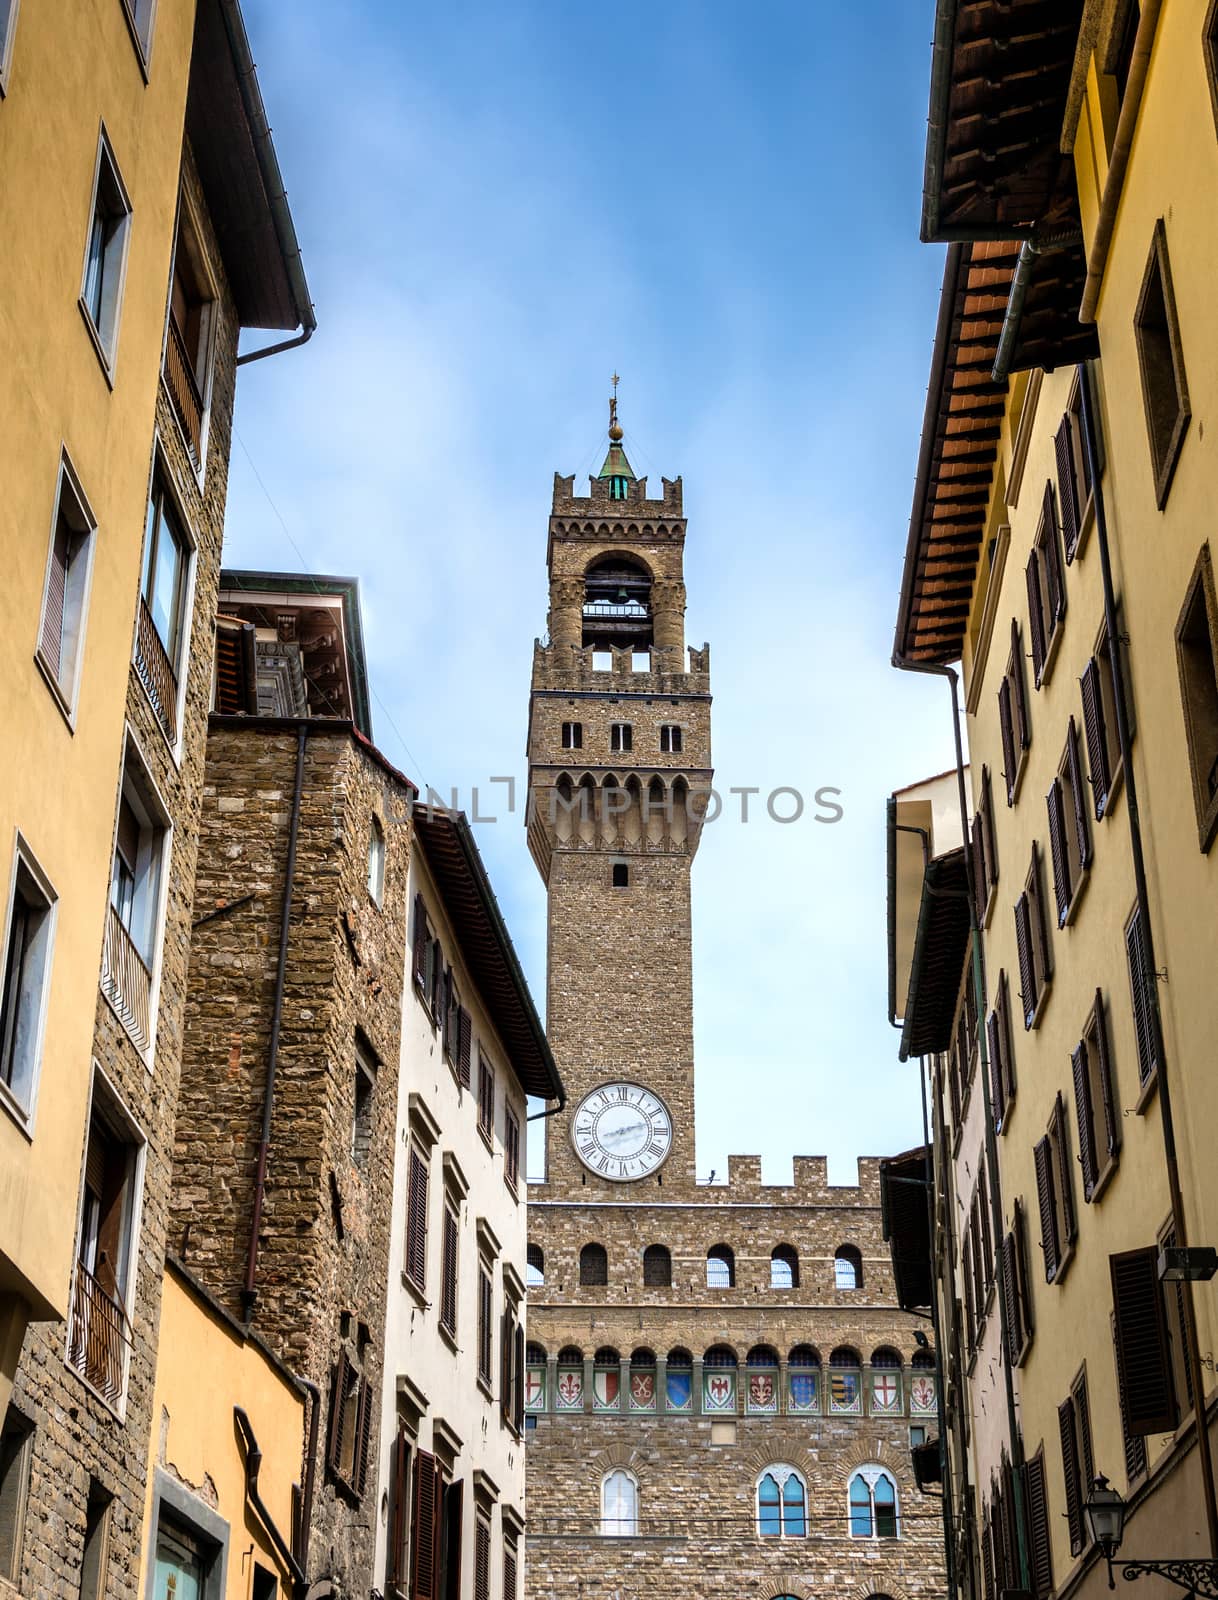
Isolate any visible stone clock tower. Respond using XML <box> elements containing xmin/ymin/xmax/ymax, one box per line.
<box><xmin>525</xmin><ymin>394</ymin><xmax>711</xmax><ymax>1192</ymax></box>
<box><xmin>522</xmin><ymin>398</ymin><xmax>945</xmax><ymax>1600</ymax></box>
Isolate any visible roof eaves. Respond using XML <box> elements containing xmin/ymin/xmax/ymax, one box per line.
<box><xmin>898</xmin><ymin>848</ymin><xmax>971</xmax><ymax>1063</ymax></box>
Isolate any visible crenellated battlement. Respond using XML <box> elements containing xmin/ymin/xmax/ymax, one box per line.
<box><xmin>552</xmin><ymin>471</ymin><xmax>684</xmax><ymax>516</ymax></box>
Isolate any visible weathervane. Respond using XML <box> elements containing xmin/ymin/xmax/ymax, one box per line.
<box><xmin>609</xmin><ymin>372</ymin><xmax>622</xmax><ymax>440</ymax></box>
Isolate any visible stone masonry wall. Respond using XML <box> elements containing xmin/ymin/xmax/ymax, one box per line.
<box><xmin>9</xmin><ymin>140</ymin><xmax>238</xmax><ymax>1600</ymax></box>
<box><xmin>171</xmin><ymin>722</ymin><xmax>412</xmax><ymax>1596</ymax></box>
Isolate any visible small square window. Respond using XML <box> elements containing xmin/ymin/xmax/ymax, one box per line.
<box><xmin>1</xmin><ymin>839</ymin><xmax>57</xmax><ymax>1126</ymax></box>
<box><xmin>352</xmin><ymin>1041</ymin><xmax>376</xmax><ymax>1167</ymax></box>
<box><xmin>80</xmin><ymin>131</ymin><xmax>133</xmax><ymax>374</ymax></box>
<box><xmin>659</xmin><ymin>724</ymin><xmax>683</xmax><ymax>754</ymax></box>
<box><xmin>1175</xmin><ymin>545</ymin><xmax>1218</xmax><ymax>850</ymax></box>
<box><xmin>610</xmin><ymin>723</ymin><xmax>632</xmax><ymax>754</ymax></box>
<box><xmin>611</xmin><ymin>862</ymin><xmax>629</xmax><ymax>889</ymax></box>
<box><xmin>1134</xmin><ymin>220</ymin><xmax>1191</xmax><ymax>509</ymax></box>
<box><xmin>561</xmin><ymin>721</ymin><xmax>583</xmax><ymax>750</ymax></box>
<box><xmin>36</xmin><ymin>453</ymin><xmax>96</xmax><ymax>720</ymax></box>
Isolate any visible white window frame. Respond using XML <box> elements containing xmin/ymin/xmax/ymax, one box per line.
<box><xmin>755</xmin><ymin>1463</ymin><xmax>808</xmax><ymax>1538</ymax></box>
<box><xmin>104</xmin><ymin>728</ymin><xmax>173</xmax><ymax>1066</ymax></box>
<box><xmin>118</xmin><ymin>0</ymin><xmax>157</xmax><ymax>74</ymax></box>
<box><xmin>35</xmin><ymin>449</ymin><xmax>98</xmax><ymax>727</ymax></box>
<box><xmin>0</xmin><ymin>832</ymin><xmax>58</xmax><ymax>1135</ymax></box>
<box><xmin>67</xmin><ymin>1063</ymin><xmax>148</xmax><ymax>1419</ymax></box>
<box><xmin>137</xmin><ymin>448</ymin><xmax>198</xmax><ymax>762</ymax></box>
<box><xmin>600</xmin><ymin>1468</ymin><xmax>638</xmax><ymax>1537</ymax></box>
<box><xmin>0</xmin><ymin>0</ymin><xmax>20</xmax><ymax>94</ymax></box>
<box><xmin>79</xmin><ymin>126</ymin><xmax>133</xmax><ymax>383</ymax></box>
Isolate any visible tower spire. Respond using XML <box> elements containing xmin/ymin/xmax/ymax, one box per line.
<box><xmin>598</xmin><ymin>373</ymin><xmax>635</xmax><ymax>484</ymax></box>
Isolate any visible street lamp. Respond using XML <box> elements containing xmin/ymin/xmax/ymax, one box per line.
<box><xmin>1084</xmin><ymin>1475</ymin><xmax>1218</xmax><ymax>1597</ymax></box>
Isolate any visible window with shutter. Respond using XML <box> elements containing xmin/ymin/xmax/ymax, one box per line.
<box><xmin>1081</xmin><ymin>657</ymin><xmax>1113</xmax><ymax>820</ymax></box>
<box><xmin>1047</xmin><ymin>776</ymin><xmax>1071</xmax><ymax>925</ymax></box>
<box><xmin>999</xmin><ymin>679</ymin><xmax>1018</xmax><ymax>806</ymax></box>
<box><xmin>1072</xmin><ymin>1040</ymin><xmax>1099</xmax><ymax>1202</ymax></box>
<box><xmin>1000</xmin><ymin>624</ymin><xmax>1032</xmax><ymax>803</ymax></box>
<box><xmin>978</xmin><ymin>1162</ymin><xmax>993</xmax><ymax>1296</ymax></box>
<box><xmin>440</xmin><ymin>1202</ymin><xmax>459</xmax><ymax>1337</ymax></box>
<box><xmin>1056</xmin><ymin>413</ymin><xmax>1082</xmax><ymax>562</ymax></box>
<box><xmin>1125</xmin><ymin>906</ymin><xmax>1158</xmax><ymax>1084</ymax></box>
<box><xmin>1034</xmin><ymin>1136</ymin><xmax>1060</xmax><ymax>1282</ymax></box>
<box><xmin>503</xmin><ymin>1543</ymin><xmax>518</xmax><ymax>1600</ymax></box>
<box><xmin>1059</xmin><ymin>1394</ymin><xmax>1084</xmax><ymax>1554</ymax></box>
<box><xmin>500</xmin><ymin>1307</ymin><xmax>513</xmax><ymax>1425</ymax></box>
<box><xmin>1014</xmin><ymin>894</ymin><xmax>1037</xmax><ymax>1029</ymax></box>
<box><xmin>326</xmin><ymin>1351</ymin><xmax>364</xmax><ymax>1492</ymax></box>
<box><xmin>1111</xmin><ymin>1246</ymin><xmax>1178</xmax><ymax>1436</ymax></box>
<box><xmin>1174</xmin><ymin>544</ymin><xmax>1218</xmax><ymax>850</ymax></box>
<box><xmin>405</xmin><ymin>1145</ymin><xmax>429</xmax><ymax>1293</ymax></box>
<box><xmin>972</xmin><ymin>810</ymin><xmax>989</xmax><ymax>926</ymax></box>
<box><xmin>1067</xmin><ymin>716</ymin><xmax>1092</xmax><ymax>873</ymax></box>
<box><xmin>412</xmin><ymin>895</ymin><xmax>429</xmax><ymax>992</ymax></box>
<box><xmin>504</xmin><ymin>1107</ymin><xmax>520</xmax><ymax>1192</ymax></box>
<box><xmin>1073</xmin><ymin>1370</ymin><xmax>1095</xmax><ymax>1504</ymax></box>
<box><xmin>1026</xmin><ymin>552</ymin><xmax>1047</xmax><ymax>682</ymax></box>
<box><xmin>355</xmin><ymin>1376</ymin><xmax>374</xmax><ymax>1497</ymax></box>
<box><xmin>1029</xmin><ymin>842</ymin><xmax>1052</xmax><ymax>993</ymax></box>
<box><xmin>478</xmin><ymin>1055</ymin><xmax>495</xmax><ymax>1142</ymax></box>
<box><xmin>963</xmin><ymin>1234</ymin><xmax>977</xmax><ymax>1355</ymax></box>
<box><xmin>981</xmin><ymin>1512</ymin><xmax>996</xmax><ymax>1600</ymax></box>
<box><xmin>388</xmin><ymin>1423</ymin><xmax>412</xmax><ymax>1598</ymax></box>
<box><xmin>474</xmin><ymin>1515</ymin><xmax>491</xmax><ymax>1600</ymax></box>
<box><xmin>1012</xmin><ymin>621</ymin><xmax>1032</xmax><ymax>751</ymax></box>
<box><xmin>442</xmin><ymin>968</ymin><xmax>457</xmax><ymax>1061</ymax></box>
<box><xmin>412</xmin><ymin>1451</ymin><xmax>444</xmax><ymax>1600</ymax></box>
<box><xmin>1024</xmin><ymin>1449</ymin><xmax>1054</xmax><ymax>1599</ymax></box>
<box><xmin>1089</xmin><ymin>989</ymin><xmax>1121</xmax><ymax>1170</ymax></box>
<box><xmin>513</xmin><ymin>1323</ymin><xmax>525</xmax><ymax>1433</ymax></box>
<box><xmin>478</xmin><ymin>1263</ymin><xmax>494</xmax><ymax>1387</ymax></box>
<box><xmin>1112</xmin><ymin>1311</ymin><xmax>1149</xmax><ymax>1483</ymax></box>
<box><xmin>1014</xmin><ymin>1198</ymin><xmax>1035</xmax><ymax>1352</ymax></box>
<box><xmin>442</xmin><ymin>1479</ymin><xmax>464</xmax><ymax>1600</ymax></box>
<box><xmin>1134</xmin><ymin>219</ymin><xmax>1191</xmax><ymax>509</ymax></box>
<box><xmin>1039</xmin><ymin>481</ymin><xmax>1067</xmax><ymax>642</ymax></box>
<box><xmin>1001</xmin><ymin>1230</ymin><xmax>1022</xmax><ymax>1364</ymax></box>
<box><xmin>1053</xmin><ymin>1092</ymin><xmax>1077</xmax><ymax>1254</ymax></box>
<box><xmin>457</xmin><ymin>1008</ymin><xmax>472</xmax><ymax>1090</ymax></box>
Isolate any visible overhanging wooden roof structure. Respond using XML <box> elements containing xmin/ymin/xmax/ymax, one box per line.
<box><xmin>880</xmin><ymin>1148</ymin><xmax>933</xmax><ymax>1313</ymax></box>
<box><xmin>898</xmin><ymin>847</ymin><xmax>971</xmax><ymax>1063</ymax></box>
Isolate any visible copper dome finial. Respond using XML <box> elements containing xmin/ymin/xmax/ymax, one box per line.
<box><xmin>608</xmin><ymin>372</ymin><xmax>623</xmax><ymax>441</ymax></box>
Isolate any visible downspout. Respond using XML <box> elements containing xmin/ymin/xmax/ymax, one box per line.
<box><xmin>295</xmin><ymin>1377</ymin><xmax>322</xmax><ymax>1584</ymax></box>
<box><xmin>991</xmin><ymin>228</ymin><xmax>1084</xmax><ymax>384</ymax></box>
<box><xmin>1079</xmin><ymin>0</ymin><xmax>1162</xmax><ymax>323</ymax></box>
<box><xmin>243</xmin><ymin>723</ymin><xmax>307</xmax><ymax>1320</ymax></box>
<box><xmin>918</xmin><ymin>1053</ymin><xmax>961</xmax><ymax>1600</ymax></box>
<box><xmin>1077</xmin><ymin>362</ymin><xmax>1218</xmax><ymax>1557</ymax></box>
<box><xmin>235</xmin><ymin>1407</ymin><xmax>308</xmax><ymax>1598</ymax></box>
<box><xmin>892</xmin><ymin>654</ymin><xmax>1032</xmax><ymax>1595</ymax></box>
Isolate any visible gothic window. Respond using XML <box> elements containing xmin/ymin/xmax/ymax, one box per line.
<box><xmin>601</xmin><ymin>1469</ymin><xmax>638</xmax><ymax>1536</ymax></box>
<box><xmin>706</xmin><ymin>1245</ymin><xmax>734</xmax><ymax>1288</ymax></box>
<box><xmin>770</xmin><ymin>1244</ymin><xmax>799</xmax><ymax>1289</ymax></box>
<box><xmin>849</xmin><ymin>1468</ymin><xmax>899</xmax><ymax>1539</ymax></box>
<box><xmin>642</xmin><ymin>1244</ymin><xmax>671</xmax><ymax>1286</ymax></box>
<box><xmin>579</xmin><ymin>1243</ymin><xmax>608</xmax><ymax>1286</ymax></box>
<box><xmin>526</xmin><ymin>1242</ymin><xmax>544</xmax><ymax>1288</ymax></box>
<box><xmin>756</xmin><ymin>1465</ymin><xmax>807</xmax><ymax>1538</ymax></box>
<box><xmin>834</xmin><ymin>1244</ymin><xmax>862</xmax><ymax>1289</ymax></box>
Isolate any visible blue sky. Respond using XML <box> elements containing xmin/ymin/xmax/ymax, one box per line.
<box><xmin>225</xmin><ymin>1</ymin><xmax>957</xmax><ymax>1183</ymax></box>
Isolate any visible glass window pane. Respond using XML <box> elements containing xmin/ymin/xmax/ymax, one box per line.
<box><xmin>758</xmin><ymin>1475</ymin><xmax>781</xmax><ymax>1537</ymax></box>
<box><xmin>850</xmin><ymin>1480</ymin><xmax>872</xmax><ymax>1538</ymax></box>
<box><xmin>782</xmin><ymin>1475</ymin><xmax>806</xmax><ymax>1537</ymax></box>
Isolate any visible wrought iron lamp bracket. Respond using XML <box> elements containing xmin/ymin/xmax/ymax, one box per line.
<box><xmin>1107</xmin><ymin>1557</ymin><xmax>1218</xmax><ymax>1597</ymax></box>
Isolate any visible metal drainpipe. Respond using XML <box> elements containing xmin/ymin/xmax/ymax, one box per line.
<box><xmin>1077</xmin><ymin>361</ymin><xmax>1218</xmax><ymax>1556</ymax></box>
<box><xmin>243</xmin><ymin>722</ymin><xmax>308</xmax><ymax>1320</ymax></box>
<box><xmin>892</xmin><ymin>654</ymin><xmax>1032</xmax><ymax>1594</ymax></box>
<box><xmin>889</xmin><ymin>814</ymin><xmax>959</xmax><ymax>1600</ymax></box>
<box><xmin>235</xmin><ymin>1406</ymin><xmax>309</xmax><ymax>1597</ymax></box>
<box><xmin>991</xmin><ymin>229</ymin><xmax>1084</xmax><ymax>385</ymax></box>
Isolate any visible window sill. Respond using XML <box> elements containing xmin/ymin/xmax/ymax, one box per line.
<box><xmin>1008</xmin><ymin>749</ymin><xmax>1030</xmax><ymax>808</ymax></box>
<box><xmin>1024</xmin><ymin>978</ymin><xmax>1052</xmax><ymax>1032</ymax></box>
<box><xmin>980</xmin><ymin>882</ymin><xmax>997</xmax><ymax>931</ymax></box>
<box><xmin>478</xmin><ymin>1122</ymin><xmax>495</xmax><ymax>1156</ymax></box>
<box><xmin>78</xmin><ymin>299</ymin><xmax>117</xmax><ymax>391</ymax></box>
<box><xmin>400</xmin><ymin>1269</ymin><xmax>427</xmax><ymax>1310</ymax></box>
<box><xmin>118</xmin><ymin>0</ymin><xmax>152</xmax><ymax>82</ymax></box>
<box><xmin>1097</xmin><ymin>757</ymin><xmax>1125</xmax><ymax>824</ymax></box>
<box><xmin>1194</xmin><ymin>784</ymin><xmax>1218</xmax><ymax>854</ymax></box>
<box><xmin>504</xmin><ymin>1176</ymin><xmax>519</xmax><ymax>1204</ymax></box>
<box><xmin>477</xmin><ymin>1374</ymin><xmax>494</xmax><ymax>1402</ymax></box>
<box><xmin>1051</xmin><ymin>1242</ymin><xmax>1076</xmax><ymax>1287</ymax></box>
<box><xmin>1136</xmin><ymin>1068</ymin><xmax>1160</xmax><ymax>1115</ymax></box>
<box><xmin>34</xmin><ymin>649</ymin><xmax>78</xmax><ymax>732</ymax></box>
<box><xmin>1091</xmin><ymin>1156</ymin><xmax>1120</xmax><ymax>1204</ymax></box>
<box><xmin>1071</xmin><ymin>493</ymin><xmax>1096</xmax><ymax>563</ymax></box>
<box><xmin>0</xmin><ymin>1078</ymin><xmax>34</xmax><ymax>1142</ymax></box>
<box><xmin>1060</xmin><ymin>867</ymin><xmax>1091</xmax><ymax>930</ymax></box>
<box><xmin>1036</xmin><ymin>617</ymin><xmax>1067</xmax><ymax>691</ymax></box>
<box><xmin>438</xmin><ymin>1321</ymin><xmax>459</xmax><ymax>1355</ymax></box>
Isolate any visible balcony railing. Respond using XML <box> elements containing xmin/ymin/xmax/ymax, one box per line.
<box><xmin>135</xmin><ymin>596</ymin><xmax>178</xmax><ymax>742</ymax></box>
<box><xmin>163</xmin><ymin>312</ymin><xmax>203</xmax><ymax>461</ymax></box>
<box><xmin>68</xmin><ymin>1263</ymin><xmax>130</xmax><ymax>1406</ymax></box>
<box><xmin>582</xmin><ymin>603</ymin><xmax>651</xmax><ymax>619</ymax></box>
<box><xmin>101</xmin><ymin>902</ymin><xmax>152</xmax><ymax>1053</ymax></box>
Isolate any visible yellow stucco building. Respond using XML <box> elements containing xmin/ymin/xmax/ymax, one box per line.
<box><xmin>891</xmin><ymin>4</ymin><xmax>1218</xmax><ymax>1600</ymax></box>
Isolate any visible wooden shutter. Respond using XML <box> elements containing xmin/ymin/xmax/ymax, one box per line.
<box><xmin>326</xmin><ymin>1353</ymin><xmax>351</xmax><ymax>1476</ymax></box>
<box><xmin>389</xmin><ymin>1424</ymin><xmax>410</xmax><ymax>1597</ymax></box>
<box><xmin>981</xmin><ymin>765</ymin><xmax>998</xmax><ymax>884</ymax></box>
<box><xmin>1056</xmin><ymin>415</ymin><xmax>1081</xmax><ymax>560</ymax></box>
<box><xmin>1012</xmin><ymin>621</ymin><xmax>1031</xmax><ymax>749</ymax></box>
<box><xmin>1014</xmin><ymin>895</ymin><xmax>1036</xmax><ymax>1028</ymax></box>
<box><xmin>412</xmin><ymin>1451</ymin><xmax>443</xmax><ymax>1600</ymax></box>
<box><xmin>441</xmin><ymin>967</ymin><xmax>454</xmax><ymax>1059</ymax></box>
<box><xmin>412</xmin><ymin>895</ymin><xmax>428</xmax><ymax>990</ymax></box>
<box><xmin>1001</xmin><ymin>1230</ymin><xmax>1021</xmax><ymax>1362</ymax></box>
<box><xmin>1047</xmin><ymin>777</ymin><xmax>1070</xmax><ymax>925</ymax></box>
<box><xmin>355</xmin><ymin>1376</ymin><xmax>374</xmax><ymax>1497</ymax></box>
<box><xmin>978</xmin><ymin>1163</ymin><xmax>993</xmax><ymax>1288</ymax></box>
<box><xmin>1072</xmin><ymin>1041</ymin><xmax>1099</xmax><ymax>1201</ymax></box>
<box><xmin>1094</xmin><ymin>989</ymin><xmax>1121</xmax><ymax>1160</ymax></box>
<box><xmin>442</xmin><ymin>1479</ymin><xmax>463</xmax><ymax>1600</ymax></box>
<box><xmin>1074</xmin><ymin>1371</ymin><xmax>1095</xmax><ymax>1493</ymax></box>
<box><xmin>457</xmin><ymin>1008</ymin><xmax>472</xmax><ymax>1089</ymax></box>
<box><xmin>474</xmin><ymin>1517</ymin><xmax>491</xmax><ymax>1600</ymax></box>
<box><xmin>1126</xmin><ymin>910</ymin><xmax>1157</xmax><ymax>1083</ymax></box>
<box><xmin>963</xmin><ymin>1233</ymin><xmax>977</xmax><ymax>1353</ymax></box>
<box><xmin>981</xmin><ymin>1514</ymin><xmax>996</xmax><ymax>1600</ymax></box>
<box><xmin>987</xmin><ymin>1008</ymin><xmax>1005</xmax><ymax>1130</ymax></box>
<box><xmin>1081</xmin><ymin>659</ymin><xmax>1111</xmax><ymax>818</ymax></box>
<box><xmin>514</xmin><ymin>1323</ymin><xmax>525</xmax><ymax>1432</ymax></box>
<box><xmin>1112</xmin><ymin>1311</ymin><xmax>1149</xmax><ymax>1481</ymax></box>
<box><xmin>440</xmin><ymin>1206</ymin><xmax>458</xmax><ymax>1333</ymax></box>
<box><xmin>1026</xmin><ymin>554</ymin><xmax>1047</xmax><ymax>680</ymax></box>
<box><xmin>1030</xmin><ymin>842</ymin><xmax>1052</xmax><ymax>985</ymax></box>
<box><xmin>478</xmin><ymin>1270</ymin><xmax>492</xmax><ymax>1382</ymax></box>
<box><xmin>1059</xmin><ymin>1396</ymin><xmax>1083</xmax><ymax>1552</ymax></box>
<box><xmin>1014</xmin><ymin>1198</ymin><xmax>1035</xmax><ymax>1347</ymax></box>
<box><xmin>40</xmin><ymin>514</ymin><xmax>70</xmax><ymax>676</ymax></box>
<box><xmin>999</xmin><ymin>678</ymin><xmax>1018</xmax><ymax>804</ymax></box>
<box><xmin>1111</xmin><ymin>1246</ymin><xmax>1178</xmax><ymax>1435</ymax></box>
<box><xmin>500</xmin><ymin>1309</ymin><xmax>513</xmax><ymax>1422</ymax></box>
<box><xmin>998</xmin><ymin>970</ymin><xmax>1016</xmax><ymax>1104</ymax></box>
<box><xmin>1067</xmin><ymin>717</ymin><xmax>1091</xmax><ymax>870</ymax></box>
<box><xmin>1034</xmin><ymin>1136</ymin><xmax>1059</xmax><ymax>1282</ymax></box>
<box><xmin>504</xmin><ymin>1545</ymin><xmax>518</xmax><ymax>1600</ymax></box>
<box><xmin>1055</xmin><ymin>1093</ymin><xmax>1077</xmax><ymax>1246</ymax></box>
<box><xmin>407</xmin><ymin>1147</ymin><xmax>428</xmax><ymax>1289</ymax></box>
<box><xmin>972</xmin><ymin>812</ymin><xmax>988</xmax><ymax>924</ymax></box>
<box><xmin>1025</xmin><ymin>1450</ymin><xmax>1054</xmax><ymax>1598</ymax></box>
<box><xmin>1042</xmin><ymin>481</ymin><xmax>1066</xmax><ymax>626</ymax></box>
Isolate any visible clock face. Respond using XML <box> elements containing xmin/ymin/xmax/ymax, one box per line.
<box><xmin>572</xmin><ymin>1082</ymin><xmax>673</xmax><ymax>1181</ymax></box>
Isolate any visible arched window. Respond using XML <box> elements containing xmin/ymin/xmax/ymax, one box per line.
<box><xmin>706</xmin><ymin>1244</ymin><xmax>735</xmax><ymax>1288</ymax></box>
<box><xmin>367</xmin><ymin>816</ymin><xmax>385</xmax><ymax>903</ymax></box>
<box><xmin>526</xmin><ymin>1242</ymin><xmax>544</xmax><ymax>1288</ymax></box>
<box><xmin>849</xmin><ymin>1468</ymin><xmax>899</xmax><ymax>1539</ymax></box>
<box><xmin>704</xmin><ymin>1345</ymin><xmax>737</xmax><ymax>1367</ymax></box>
<box><xmin>601</xmin><ymin>1469</ymin><xmax>638</xmax><ymax>1536</ymax></box>
<box><xmin>557</xmin><ymin>1345</ymin><xmax>582</xmax><ymax>1364</ymax></box>
<box><xmin>526</xmin><ymin>1341</ymin><xmax>547</xmax><ymax>1364</ymax></box>
<box><xmin>756</xmin><ymin>1465</ymin><xmax>807</xmax><ymax>1538</ymax></box>
<box><xmin>871</xmin><ymin>1346</ymin><xmax>902</xmax><ymax>1367</ymax></box>
<box><xmin>770</xmin><ymin>1244</ymin><xmax>799</xmax><ymax>1289</ymax></box>
<box><xmin>525</xmin><ymin>1342</ymin><xmax>547</xmax><ymax>1412</ymax></box>
<box><xmin>643</xmin><ymin>1244</ymin><xmax>671</xmax><ymax>1287</ymax></box>
<box><xmin>911</xmin><ymin>1348</ymin><xmax>935</xmax><ymax>1368</ymax></box>
<box><xmin>594</xmin><ymin>1346</ymin><xmax>621</xmax><ymax>1366</ymax></box>
<box><xmin>789</xmin><ymin>1344</ymin><xmax>821</xmax><ymax>1366</ymax></box>
<box><xmin>580</xmin><ymin>1243</ymin><xmax>608</xmax><ymax>1286</ymax></box>
<box><xmin>747</xmin><ymin>1344</ymin><xmax>779</xmax><ymax>1366</ymax></box>
<box><xmin>835</xmin><ymin>1244</ymin><xmax>863</xmax><ymax>1289</ymax></box>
